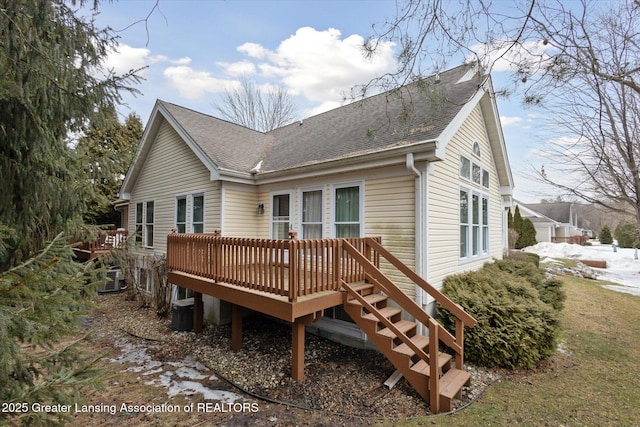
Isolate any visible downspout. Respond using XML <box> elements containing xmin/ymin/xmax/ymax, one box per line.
<box><xmin>406</xmin><ymin>153</ymin><xmax>425</xmax><ymax>335</ymax></box>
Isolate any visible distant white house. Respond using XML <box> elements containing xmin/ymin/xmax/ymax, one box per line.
<box><xmin>517</xmin><ymin>201</ymin><xmax>587</xmax><ymax>243</ymax></box>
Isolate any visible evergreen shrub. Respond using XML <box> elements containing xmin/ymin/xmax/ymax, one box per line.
<box><xmin>437</xmin><ymin>262</ymin><xmax>563</xmax><ymax>369</ymax></box>
<box><xmin>599</xmin><ymin>225</ymin><xmax>613</xmax><ymax>244</ymax></box>
<box><xmin>614</xmin><ymin>221</ymin><xmax>640</xmax><ymax>248</ymax></box>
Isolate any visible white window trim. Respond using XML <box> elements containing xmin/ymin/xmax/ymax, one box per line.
<box><xmin>299</xmin><ymin>186</ymin><xmax>325</xmax><ymax>239</ymax></box>
<box><xmin>330</xmin><ymin>181</ymin><xmax>364</xmax><ymax>238</ymax></box>
<box><xmin>175</xmin><ymin>195</ymin><xmax>187</xmax><ymax>233</ymax></box>
<box><xmin>144</xmin><ymin>200</ymin><xmax>155</xmax><ymax>248</ymax></box>
<box><xmin>191</xmin><ymin>192</ymin><xmax>205</xmax><ymax>233</ymax></box>
<box><xmin>460</xmin><ymin>154</ymin><xmax>490</xmax><ymax>189</ymax></box>
<box><xmin>459</xmin><ymin>186</ymin><xmax>490</xmax><ymax>263</ymax></box>
<box><xmin>269</xmin><ymin>190</ymin><xmax>293</xmax><ymax>239</ymax></box>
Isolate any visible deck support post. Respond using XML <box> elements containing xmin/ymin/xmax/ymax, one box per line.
<box><xmin>231</xmin><ymin>304</ymin><xmax>243</xmax><ymax>351</ymax></box>
<box><xmin>193</xmin><ymin>292</ymin><xmax>203</xmax><ymax>333</ymax></box>
<box><xmin>291</xmin><ymin>318</ymin><xmax>306</xmax><ymax>381</ymax></box>
<box><xmin>291</xmin><ymin>312</ymin><xmax>320</xmax><ymax>381</ymax></box>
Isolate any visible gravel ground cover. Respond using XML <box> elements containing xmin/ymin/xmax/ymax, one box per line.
<box><xmin>75</xmin><ymin>292</ymin><xmax>501</xmax><ymax>425</ymax></box>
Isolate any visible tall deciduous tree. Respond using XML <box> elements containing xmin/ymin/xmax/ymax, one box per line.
<box><xmin>213</xmin><ymin>75</ymin><xmax>296</xmax><ymax>132</ymax></box>
<box><xmin>75</xmin><ymin>107</ymin><xmax>143</xmax><ymax>226</ymax></box>
<box><xmin>365</xmin><ymin>0</ymin><xmax>640</xmax><ymax>224</ymax></box>
<box><xmin>0</xmin><ymin>1</ymin><xmax>142</xmax><ymax>423</ymax></box>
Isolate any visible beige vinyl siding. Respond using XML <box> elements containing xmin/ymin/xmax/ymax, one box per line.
<box><xmin>427</xmin><ymin>105</ymin><xmax>504</xmax><ymax>289</ymax></box>
<box><xmin>221</xmin><ymin>185</ymin><xmax>260</xmax><ymax>237</ymax></box>
<box><xmin>128</xmin><ymin>120</ymin><xmax>220</xmax><ymax>254</ymax></box>
<box><xmin>365</xmin><ymin>175</ymin><xmax>416</xmax><ymax>297</ymax></box>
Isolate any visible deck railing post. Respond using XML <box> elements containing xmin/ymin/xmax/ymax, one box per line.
<box><xmin>288</xmin><ymin>238</ymin><xmax>298</xmax><ymax>302</ymax></box>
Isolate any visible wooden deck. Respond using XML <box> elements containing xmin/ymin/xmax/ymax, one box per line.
<box><xmin>71</xmin><ymin>230</ymin><xmax>128</xmax><ymax>261</ymax></box>
<box><xmin>166</xmin><ymin>232</ymin><xmax>476</xmax><ymax>413</ymax></box>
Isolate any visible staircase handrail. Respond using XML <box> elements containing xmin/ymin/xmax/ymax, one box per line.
<box><xmin>364</xmin><ymin>238</ymin><xmax>476</xmax><ymax>327</ymax></box>
<box><xmin>342</xmin><ymin>240</ymin><xmax>473</xmax><ymax>359</ymax></box>
<box><xmin>342</xmin><ymin>281</ymin><xmax>431</xmax><ymax>364</ymax></box>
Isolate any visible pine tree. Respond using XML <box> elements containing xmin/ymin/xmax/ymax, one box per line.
<box><xmin>599</xmin><ymin>225</ymin><xmax>613</xmax><ymax>244</ymax></box>
<box><xmin>0</xmin><ymin>0</ymin><xmax>142</xmax><ymax>266</ymax></box>
<box><xmin>0</xmin><ymin>1</ymin><xmax>142</xmax><ymax>423</ymax></box>
<box><xmin>510</xmin><ymin>206</ymin><xmax>537</xmax><ymax>249</ymax></box>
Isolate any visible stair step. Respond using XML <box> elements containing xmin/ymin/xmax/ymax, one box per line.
<box><xmin>362</xmin><ymin>307</ymin><xmax>402</xmax><ymax>322</ymax></box>
<box><xmin>377</xmin><ymin>320</ymin><xmax>416</xmax><ymax>339</ymax></box>
<box><xmin>347</xmin><ymin>282</ymin><xmax>375</xmax><ymax>293</ymax></box>
<box><xmin>439</xmin><ymin>368</ymin><xmax>471</xmax><ymax>399</ymax></box>
<box><xmin>410</xmin><ymin>353</ymin><xmax>454</xmax><ymax>374</ymax></box>
<box><xmin>393</xmin><ymin>334</ymin><xmax>430</xmax><ymax>357</ymax></box>
<box><xmin>347</xmin><ymin>293</ymin><xmax>387</xmax><ymax>307</ymax></box>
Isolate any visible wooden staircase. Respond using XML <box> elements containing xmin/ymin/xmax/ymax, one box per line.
<box><xmin>340</xmin><ymin>240</ymin><xmax>477</xmax><ymax>414</ymax></box>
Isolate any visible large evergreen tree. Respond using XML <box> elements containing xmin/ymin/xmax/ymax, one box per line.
<box><xmin>0</xmin><ymin>1</ymin><xmax>142</xmax><ymax>423</ymax></box>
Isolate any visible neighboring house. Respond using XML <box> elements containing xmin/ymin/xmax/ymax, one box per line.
<box><xmin>514</xmin><ymin>202</ymin><xmax>560</xmax><ymax>243</ymax></box>
<box><xmin>117</xmin><ymin>64</ymin><xmax>514</xmax><ymax>344</ymax></box>
<box><xmin>523</xmin><ymin>201</ymin><xmax>586</xmax><ymax>243</ymax></box>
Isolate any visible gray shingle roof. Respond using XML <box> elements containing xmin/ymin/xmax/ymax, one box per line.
<box><xmin>263</xmin><ymin>64</ymin><xmax>481</xmax><ymax>172</ymax></box>
<box><xmin>158</xmin><ymin>64</ymin><xmax>482</xmax><ymax>175</ymax></box>
<box><xmin>159</xmin><ymin>102</ymin><xmax>271</xmax><ymax>173</ymax></box>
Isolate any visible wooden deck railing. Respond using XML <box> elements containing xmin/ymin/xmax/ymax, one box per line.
<box><xmin>71</xmin><ymin>229</ymin><xmax>128</xmax><ymax>260</ymax></box>
<box><xmin>166</xmin><ymin>233</ymin><xmax>381</xmax><ymax>301</ymax></box>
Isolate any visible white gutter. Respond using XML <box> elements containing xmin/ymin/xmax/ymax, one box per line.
<box><xmin>406</xmin><ymin>153</ymin><xmax>425</xmax><ymax>335</ymax></box>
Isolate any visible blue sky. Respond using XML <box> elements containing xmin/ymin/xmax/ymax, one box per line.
<box><xmin>94</xmin><ymin>0</ymin><xmax>557</xmax><ymax>203</ymax></box>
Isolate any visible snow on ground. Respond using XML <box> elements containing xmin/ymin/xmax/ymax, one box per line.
<box><xmin>523</xmin><ymin>241</ymin><xmax>640</xmax><ymax>296</ymax></box>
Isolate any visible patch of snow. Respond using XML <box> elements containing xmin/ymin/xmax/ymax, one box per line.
<box><xmin>109</xmin><ymin>339</ymin><xmax>245</xmax><ymax>403</ymax></box>
<box><xmin>523</xmin><ymin>241</ymin><xmax>640</xmax><ymax>296</ymax></box>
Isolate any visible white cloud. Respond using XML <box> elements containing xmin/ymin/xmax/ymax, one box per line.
<box><xmin>217</xmin><ymin>60</ymin><xmax>257</xmax><ymax>77</ymax></box>
<box><xmin>500</xmin><ymin>116</ymin><xmax>523</xmax><ymax>127</ymax></box>
<box><xmin>104</xmin><ymin>44</ymin><xmax>190</xmax><ymax>76</ymax></box>
<box><xmin>269</xmin><ymin>28</ymin><xmax>396</xmax><ymax>109</ymax></box>
<box><xmin>105</xmin><ymin>44</ymin><xmax>152</xmax><ymax>75</ymax></box>
<box><xmin>163</xmin><ymin>66</ymin><xmax>235</xmax><ymax>99</ymax></box>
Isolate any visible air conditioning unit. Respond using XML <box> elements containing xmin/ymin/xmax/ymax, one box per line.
<box><xmin>98</xmin><ymin>266</ymin><xmax>125</xmax><ymax>294</ymax></box>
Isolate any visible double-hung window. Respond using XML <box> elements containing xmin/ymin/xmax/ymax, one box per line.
<box><xmin>460</xmin><ymin>188</ymin><xmax>489</xmax><ymax>259</ymax></box>
<box><xmin>135</xmin><ymin>202</ymin><xmax>143</xmax><ymax>243</ymax></box>
<box><xmin>301</xmin><ymin>189</ymin><xmax>323</xmax><ymax>239</ymax></box>
<box><xmin>192</xmin><ymin>193</ymin><xmax>204</xmax><ymax>233</ymax></box>
<box><xmin>334</xmin><ymin>185</ymin><xmax>361</xmax><ymax>238</ymax></box>
<box><xmin>145</xmin><ymin>201</ymin><xmax>154</xmax><ymax>247</ymax></box>
<box><xmin>272</xmin><ymin>193</ymin><xmax>290</xmax><ymax>239</ymax></box>
<box><xmin>175</xmin><ymin>196</ymin><xmax>187</xmax><ymax>233</ymax></box>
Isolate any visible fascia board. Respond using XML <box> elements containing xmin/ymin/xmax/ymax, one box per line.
<box><xmin>433</xmin><ymin>87</ymin><xmax>486</xmax><ymax>160</ymax></box>
<box><xmin>254</xmin><ymin>141</ymin><xmax>438</xmax><ymax>185</ymax></box>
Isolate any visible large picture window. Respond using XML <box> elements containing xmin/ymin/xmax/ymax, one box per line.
<box><xmin>460</xmin><ymin>188</ymin><xmax>489</xmax><ymax>259</ymax></box>
<box><xmin>334</xmin><ymin>185</ymin><xmax>361</xmax><ymax>238</ymax></box>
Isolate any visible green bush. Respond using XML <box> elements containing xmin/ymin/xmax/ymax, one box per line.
<box><xmin>614</xmin><ymin>221</ymin><xmax>640</xmax><ymax>248</ymax></box>
<box><xmin>438</xmin><ymin>262</ymin><xmax>563</xmax><ymax>369</ymax></box>
<box><xmin>599</xmin><ymin>225</ymin><xmax>613</xmax><ymax>244</ymax></box>
<box><xmin>492</xmin><ymin>259</ymin><xmax>565</xmax><ymax>311</ymax></box>
<box><xmin>505</xmin><ymin>251</ymin><xmax>540</xmax><ymax>267</ymax></box>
